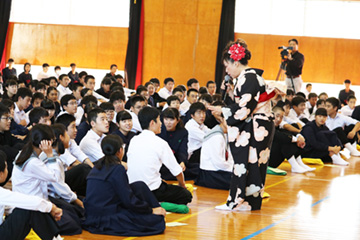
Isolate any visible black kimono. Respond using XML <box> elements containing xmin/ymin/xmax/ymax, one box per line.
<box><xmin>83</xmin><ymin>164</ymin><xmax>165</xmax><ymax>236</ymax></box>
<box><xmin>223</xmin><ymin>68</ymin><xmax>275</xmax><ymax>210</ymax></box>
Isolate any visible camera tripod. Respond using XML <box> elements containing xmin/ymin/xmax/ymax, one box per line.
<box><xmin>275</xmin><ymin>60</ymin><xmax>295</xmax><ymax>93</ymax></box>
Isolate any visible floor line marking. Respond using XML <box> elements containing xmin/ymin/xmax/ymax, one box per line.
<box><xmin>124</xmin><ymin>176</ymin><xmax>296</xmax><ymax>240</ymax></box>
<box><xmin>240</xmin><ymin>196</ymin><xmax>330</xmax><ymax>240</ymax></box>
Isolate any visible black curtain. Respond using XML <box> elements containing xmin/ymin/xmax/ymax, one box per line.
<box><xmin>0</xmin><ymin>0</ymin><xmax>12</xmax><ymax>65</ymax></box>
<box><xmin>124</xmin><ymin>0</ymin><xmax>142</xmax><ymax>90</ymax></box>
<box><xmin>214</xmin><ymin>0</ymin><xmax>235</xmax><ymax>93</ymax></box>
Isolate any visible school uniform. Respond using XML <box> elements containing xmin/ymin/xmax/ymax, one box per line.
<box><xmin>301</xmin><ymin>120</ymin><xmax>342</xmax><ymax>162</ymax></box>
<box><xmin>127</xmin><ymin>130</ymin><xmax>192</xmax><ymax>204</ymax></box>
<box><xmin>92</xmin><ymin>91</ymin><xmax>109</xmax><ymax>102</ymax></box>
<box><xmin>14</xmin><ymin>102</ymin><xmax>29</xmax><ymax>125</ymax></box>
<box><xmin>112</xmin><ymin>129</ymin><xmax>135</xmax><ymax>162</ymax></box>
<box><xmin>268</xmin><ymin>127</ymin><xmax>303</xmax><ymax>168</ymax></box>
<box><xmin>157</xmin><ymin>87</ymin><xmax>172</xmax><ymax>100</ymax></box>
<box><xmin>57</xmin><ymin>85</ymin><xmax>72</xmax><ymax>100</ymax></box>
<box><xmin>158</xmin><ymin>126</ymin><xmax>189</xmax><ymax>180</ymax></box>
<box><xmin>195</xmin><ymin>125</ymin><xmax>234</xmax><ymax>190</ymax></box>
<box><xmin>0</xmin><ymin>187</ymin><xmax>59</xmax><ymax>240</ymax></box>
<box><xmin>341</xmin><ymin>105</ymin><xmax>355</xmax><ymax>117</ymax></box>
<box><xmin>79</xmin><ymin>129</ymin><xmax>106</xmax><ymax>163</ymax></box>
<box><xmin>83</xmin><ymin>164</ymin><xmax>165</xmax><ymax>236</ymax></box>
<box><xmin>42</xmin><ymin>151</ymin><xmax>84</xmax><ymax>235</ymax></box>
<box><xmin>10</xmin><ymin>118</ymin><xmax>29</xmax><ymax>136</ymax></box>
<box><xmin>108</xmin><ymin>121</ymin><xmax>118</xmax><ymax>134</ymax></box>
<box><xmin>325</xmin><ymin>113</ymin><xmax>359</xmax><ymax>144</ymax></box>
<box><xmin>185</xmin><ymin>118</ymin><xmax>209</xmax><ymax>164</ymax></box>
<box><xmin>60</xmin><ymin>139</ymin><xmax>92</xmax><ymax>196</ymax></box>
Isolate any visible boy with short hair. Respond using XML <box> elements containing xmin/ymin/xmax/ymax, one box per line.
<box><xmin>206</xmin><ymin>80</ymin><xmax>217</xmax><ymax>96</ymax></box>
<box><xmin>325</xmin><ymin>97</ymin><xmax>360</xmax><ymax>157</ymax></box>
<box><xmin>57</xmin><ymin>74</ymin><xmax>72</xmax><ymax>100</ymax></box>
<box><xmin>158</xmin><ymin>78</ymin><xmax>175</xmax><ymax>100</ymax></box>
<box><xmin>99</xmin><ymin>102</ymin><xmax>118</xmax><ymax>133</ymax></box>
<box><xmin>14</xmin><ymin>88</ymin><xmax>32</xmax><ymax>126</ymax></box>
<box><xmin>185</xmin><ymin>102</ymin><xmax>208</xmax><ymax>164</ymax></box>
<box><xmin>95</xmin><ymin>77</ymin><xmax>112</xmax><ymax>99</ymax></box>
<box><xmin>180</xmin><ymin>88</ymin><xmax>199</xmax><ymax>115</ymax></box>
<box><xmin>130</xmin><ymin>95</ymin><xmax>147</xmax><ymax>133</ymax></box>
<box><xmin>37</xmin><ymin>63</ymin><xmax>50</xmax><ymax>81</ymax></box>
<box><xmin>109</xmin><ymin>90</ymin><xmax>126</xmax><ymax>123</ymax></box>
<box><xmin>166</xmin><ymin>95</ymin><xmax>181</xmax><ymax>111</ymax></box>
<box><xmin>301</xmin><ymin>108</ymin><xmax>349</xmax><ymax>165</ymax></box>
<box><xmin>127</xmin><ymin>106</ymin><xmax>192</xmax><ymax>204</ymax></box>
<box><xmin>4</xmin><ymin>79</ymin><xmax>18</xmax><ymax>101</ymax></box>
<box><xmin>79</xmin><ymin>108</ymin><xmax>109</xmax><ymax>163</ymax></box>
<box><xmin>84</xmin><ymin>75</ymin><xmax>109</xmax><ymax>102</ymax></box>
<box><xmin>186</xmin><ymin>78</ymin><xmax>200</xmax><ymax>91</ymax></box>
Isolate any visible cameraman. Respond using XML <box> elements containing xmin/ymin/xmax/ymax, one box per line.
<box><xmin>285</xmin><ymin>39</ymin><xmax>304</xmax><ymax>93</ymax></box>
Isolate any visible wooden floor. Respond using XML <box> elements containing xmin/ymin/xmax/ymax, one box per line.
<box><xmin>64</xmin><ymin>157</ymin><xmax>360</xmax><ymax>240</ymax></box>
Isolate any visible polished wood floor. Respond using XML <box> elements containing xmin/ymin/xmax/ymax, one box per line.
<box><xmin>63</xmin><ymin>157</ymin><xmax>360</xmax><ymax>240</ymax></box>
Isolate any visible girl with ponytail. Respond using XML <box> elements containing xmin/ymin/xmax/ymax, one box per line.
<box><xmin>83</xmin><ymin>134</ymin><xmax>166</xmax><ymax>237</ymax></box>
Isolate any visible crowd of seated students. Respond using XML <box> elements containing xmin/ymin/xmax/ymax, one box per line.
<box><xmin>2</xmin><ymin>58</ymin><xmax>360</xmax><ymax>238</ymax></box>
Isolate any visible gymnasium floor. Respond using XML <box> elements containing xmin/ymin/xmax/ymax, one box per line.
<box><xmin>64</xmin><ymin>157</ymin><xmax>360</xmax><ymax>240</ymax></box>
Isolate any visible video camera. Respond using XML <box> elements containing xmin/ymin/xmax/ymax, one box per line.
<box><xmin>278</xmin><ymin>46</ymin><xmax>293</xmax><ymax>60</ymax></box>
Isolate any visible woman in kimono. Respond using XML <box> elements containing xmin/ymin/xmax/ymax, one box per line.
<box><xmin>83</xmin><ymin>134</ymin><xmax>166</xmax><ymax>236</ymax></box>
<box><xmin>209</xmin><ymin>39</ymin><xmax>276</xmax><ymax>211</ymax></box>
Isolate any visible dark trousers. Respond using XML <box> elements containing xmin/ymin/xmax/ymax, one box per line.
<box><xmin>65</xmin><ymin>163</ymin><xmax>92</xmax><ymax>196</ymax></box>
<box><xmin>0</xmin><ymin>208</ymin><xmax>59</xmax><ymax>240</ymax></box>
<box><xmin>195</xmin><ymin>169</ymin><xmax>232</xmax><ymax>190</ymax></box>
<box><xmin>333</xmin><ymin>125</ymin><xmax>357</xmax><ymax>145</ymax></box>
<box><xmin>49</xmin><ymin>197</ymin><xmax>84</xmax><ymax>235</ymax></box>
<box><xmin>130</xmin><ymin>181</ymin><xmax>160</xmax><ymax>208</ymax></box>
<box><xmin>302</xmin><ymin>131</ymin><xmax>342</xmax><ymax>163</ymax></box>
<box><xmin>269</xmin><ymin>141</ymin><xmax>302</xmax><ymax>168</ymax></box>
<box><xmin>152</xmin><ymin>181</ymin><xmax>192</xmax><ymax>205</ymax></box>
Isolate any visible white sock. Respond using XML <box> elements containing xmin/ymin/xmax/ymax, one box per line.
<box><xmin>331</xmin><ymin>153</ymin><xmax>349</xmax><ymax>165</ymax></box>
<box><xmin>53</xmin><ymin>235</ymin><xmax>63</xmax><ymax>240</ymax></box>
<box><xmin>340</xmin><ymin>148</ymin><xmax>351</xmax><ymax>159</ymax></box>
<box><xmin>345</xmin><ymin>143</ymin><xmax>360</xmax><ymax>156</ymax></box>
<box><xmin>296</xmin><ymin>156</ymin><xmax>316</xmax><ymax>171</ymax></box>
<box><xmin>215</xmin><ymin>204</ymin><xmax>232</xmax><ymax>211</ymax></box>
<box><xmin>288</xmin><ymin>156</ymin><xmax>307</xmax><ymax>173</ymax></box>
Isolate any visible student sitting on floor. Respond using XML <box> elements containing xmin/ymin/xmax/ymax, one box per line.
<box><xmin>46</xmin><ymin>124</ymin><xmax>85</xmax><ymax>235</ymax></box>
<box><xmin>0</xmin><ymin>150</ymin><xmax>63</xmax><ymax>240</ymax></box>
<box><xmin>56</xmin><ymin>114</ymin><xmax>93</xmax><ymax>196</ymax></box>
<box><xmin>268</xmin><ymin>106</ymin><xmax>315</xmax><ymax>173</ymax></box>
<box><xmin>14</xmin><ymin>87</ymin><xmax>32</xmax><ymax>127</ymax></box>
<box><xmin>1</xmin><ymin>99</ymin><xmax>29</xmax><ymax>137</ymax></box>
<box><xmin>325</xmin><ymin>97</ymin><xmax>360</xmax><ymax>157</ymax></box>
<box><xmin>57</xmin><ymin>94</ymin><xmax>78</xmax><ymax>120</ymax></box>
<box><xmin>185</xmin><ymin>102</ymin><xmax>209</xmax><ymax>165</ymax></box>
<box><xmin>301</xmin><ymin>108</ymin><xmax>349</xmax><ymax>165</ymax></box>
<box><xmin>112</xmin><ymin>110</ymin><xmax>135</xmax><ymax>163</ymax></box>
<box><xmin>195</xmin><ymin>104</ymin><xmax>234</xmax><ymax>190</ymax></box>
<box><xmin>109</xmin><ymin>90</ymin><xmax>126</xmax><ymax>123</ymax></box>
<box><xmin>127</xmin><ymin>106</ymin><xmax>192</xmax><ymax>205</ymax></box>
<box><xmin>79</xmin><ymin>108</ymin><xmax>109</xmax><ymax>163</ymax></box>
<box><xmin>83</xmin><ymin>135</ymin><xmax>166</xmax><ymax>237</ymax></box>
<box><xmin>287</xmin><ymin>96</ymin><xmax>310</xmax><ymax>127</ymax></box>
<box><xmin>158</xmin><ymin>108</ymin><xmax>188</xmax><ymax>180</ymax></box>
<box><xmin>57</xmin><ymin>74</ymin><xmax>72</xmax><ymax>100</ymax></box>
<box><xmin>95</xmin><ymin>77</ymin><xmax>112</xmax><ymax>99</ymax></box>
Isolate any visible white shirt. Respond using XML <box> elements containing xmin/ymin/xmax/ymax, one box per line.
<box><xmin>185</xmin><ymin>118</ymin><xmax>209</xmax><ymax>157</ymax></box>
<box><xmin>14</xmin><ymin>102</ymin><xmax>29</xmax><ymax>125</ymax></box>
<box><xmin>12</xmin><ymin>153</ymin><xmax>60</xmax><ymax>200</ymax></box>
<box><xmin>0</xmin><ymin>187</ymin><xmax>52</xmax><ymax>225</ymax></box>
<box><xmin>130</xmin><ymin>112</ymin><xmax>142</xmax><ymax>133</ymax></box>
<box><xmin>340</xmin><ymin>105</ymin><xmax>354</xmax><ymax>117</ymax></box>
<box><xmin>180</xmin><ymin>100</ymin><xmax>191</xmax><ymax>115</ymax></box>
<box><xmin>158</xmin><ymin>87</ymin><xmax>172</xmax><ymax>100</ymax></box>
<box><xmin>200</xmin><ymin>125</ymin><xmax>233</xmax><ymax>172</ymax></box>
<box><xmin>79</xmin><ymin>129</ymin><xmax>106</xmax><ymax>162</ymax></box>
<box><xmin>60</xmin><ymin>139</ymin><xmax>89</xmax><ymax>167</ymax></box>
<box><xmin>124</xmin><ymin>87</ymin><xmax>136</xmax><ymax>100</ymax></box>
<box><xmin>127</xmin><ymin>130</ymin><xmax>182</xmax><ymax>190</ymax></box>
<box><xmin>57</xmin><ymin>85</ymin><xmax>72</xmax><ymax>100</ymax></box>
<box><xmin>325</xmin><ymin>113</ymin><xmax>358</xmax><ymax>131</ymax></box>
<box><xmin>286</xmin><ymin>109</ymin><xmax>307</xmax><ymax>127</ymax></box>
<box><xmin>57</xmin><ymin>110</ymin><xmax>82</xmax><ymax>127</ymax></box>
<box><xmin>37</xmin><ymin>71</ymin><xmax>50</xmax><ymax>81</ymax></box>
